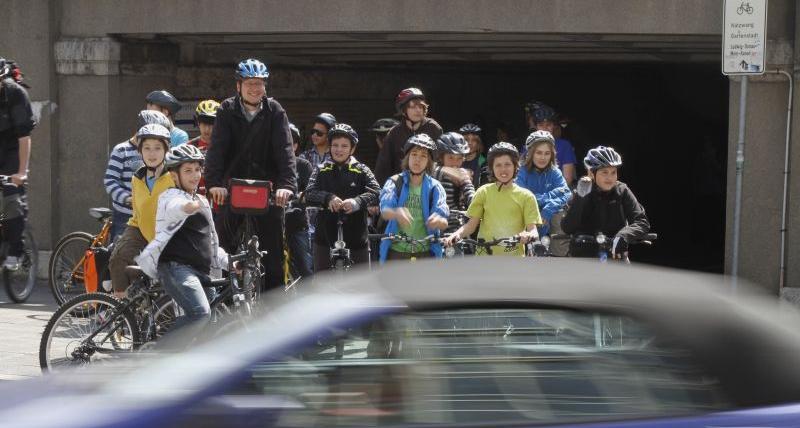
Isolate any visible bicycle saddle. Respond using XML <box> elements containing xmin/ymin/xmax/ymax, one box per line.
<box><xmin>89</xmin><ymin>207</ymin><xmax>113</xmax><ymax>220</ymax></box>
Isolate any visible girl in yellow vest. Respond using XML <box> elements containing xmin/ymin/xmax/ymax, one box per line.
<box><xmin>108</xmin><ymin>124</ymin><xmax>175</xmax><ymax>298</ymax></box>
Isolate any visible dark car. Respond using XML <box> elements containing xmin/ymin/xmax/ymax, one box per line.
<box><xmin>4</xmin><ymin>259</ymin><xmax>800</xmax><ymax>427</ymax></box>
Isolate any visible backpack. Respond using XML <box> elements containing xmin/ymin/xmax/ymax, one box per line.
<box><xmin>82</xmin><ymin>246</ymin><xmax>111</xmax><ymax>293</ymax></box>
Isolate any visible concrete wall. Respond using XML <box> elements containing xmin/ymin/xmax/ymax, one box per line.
<box><xmin>725</xmin><ymin>0</ymin><xmax>797</xmax><ymax>293</ymax></box>
<box><xmin>59</xmin><ymin>0</ymin><xmax>721</xmax><ymax>36</ymax></box>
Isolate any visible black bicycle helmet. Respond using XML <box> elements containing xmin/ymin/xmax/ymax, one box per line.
<box><xmin>395</xmin><ymin>87</ymin><xmax>426</xmax><ymax>113</ymax></box>
<box><xmin>328</xmin><ymin>123</ymin><xmax>359</xmax><ymax>146</ymax></box>
<box><xmin>137</xmin><ymin>110</ymin><xmax>172</xmax><ymax>130</ymax></box>
<box><xmin>487</xmin><ymin>142</ymin><xmax>520</xmax><ymax>182</ymax></box>
<box><xmin>166</xmin><ymin>143</ymin><xmax>205</xmax><ymax>170</ymax></box>
<box><xmin>436</xmin><ymin>132</ymin><xmax>469</xmax><ymax>155</ymax></box>
<box><xmin>458</xmin><ymin>123</ymin><xmax>482</xmax><ymax>135</ymax></box>
<box><xmin>145</xmin><ymin>90</ymin><xmax>182</xmax><ymax>116</ymax></box>
<box><xmin>584</xmin><ymin>146</ymin><xmax>622</xmax><ymax>171</ymax></box>
<box><xmin>403</xmin><ymin>133</ymin><xmax>436</xmax><ymax>156</ymax></box>
<box><xmin>370</xmin><ymin>118</ymin><xmax>399</xmax><ymax>133</ymax></box>
<box><xmin>315</xmin><ymin>112</ymin><xmax>337</xmax><ymax>130</ymax></box>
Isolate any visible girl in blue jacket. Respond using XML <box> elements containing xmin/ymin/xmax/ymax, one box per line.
<box><xmin>516</xmin><ymin>130</ymin><xmax>571</xmax><ymax>236</ymax></box>
<box><xmin>379</xmin><ymin>134</ymin><xmax>449</xmax><ymax>263</ymax></box>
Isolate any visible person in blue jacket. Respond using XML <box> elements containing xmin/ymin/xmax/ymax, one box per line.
<box><xmin>516</xmin><ymin>130</ymin><xmax>571</xmax><ymax>240</ymax></box>
<box><xmin>379</xmin><ymin>134</ymin><xmax>449</xmax><ymax>263</ymax></box>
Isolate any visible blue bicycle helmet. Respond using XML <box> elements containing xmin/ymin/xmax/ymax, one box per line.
<box><xmin>235</xmin><ymin>58</ymin><xmax>270</xmax><ymax>80</ymax></box>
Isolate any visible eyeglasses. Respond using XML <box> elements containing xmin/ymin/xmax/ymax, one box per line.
<box><xmin>311</xmin><ymin>129</ymin><xmax>326</xmax><ymax>137</ymax></box>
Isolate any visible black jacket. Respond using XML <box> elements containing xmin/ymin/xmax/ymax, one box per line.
<box><xmin>0</xmin><ymin>78</ymin><xmax>36</xmax><ymax>174</ymax></box>
<box><xmin>285</xmin><ymin>156</ymin><xmax>313</xmax><ymax>232</ymax></box>
<box><xmin>374</xmin><ymin>117</ymin><xmax>442</xmax><ymax>185</ymax></box>
<box><xmin>205</xmin><ymin>95</ymin><xmax>297</xmax><ymax>193</ymax></box>
<box><xmin>561</xmin><ymin>181</ymin><xmax>650</xmax><ymax>243</ymax></box>
<box><xmin>305</xmin><ymin>158</ymin><xmax>380</xmax><ymax>249</ymax></box>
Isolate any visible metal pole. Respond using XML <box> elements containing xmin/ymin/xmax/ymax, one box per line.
<box><xmin>732</xmin><ymin>76</ymin><xmax>748</xmax><ymax>293</ymax></box>
<box><xmin>772</xmin><ymin>69</ymin><xmax>794</xmax><ymax>290</ymax></box>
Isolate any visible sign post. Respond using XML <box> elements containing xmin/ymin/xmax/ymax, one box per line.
<box><xmin>723</xmin><ymin>0</ymin><xmax>767</xmax><ymax>292</ymax></box>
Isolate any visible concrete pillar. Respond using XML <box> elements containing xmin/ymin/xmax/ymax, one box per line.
<box><xmin>726</xmin><ymin>0</ymin><xmax>795</xmax><ymax>293</ymax></box>
<box><xmin>54</xmin><ymin>37</ymin><xmax>121</xmax><ymax>236</ymax></box>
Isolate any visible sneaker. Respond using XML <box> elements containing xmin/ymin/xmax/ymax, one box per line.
<box><xmin>2</xmin><ymin>256</ymin><xmax>19</xmax><ymax>271</ymax></box>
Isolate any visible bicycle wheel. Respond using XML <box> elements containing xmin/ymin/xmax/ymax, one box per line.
<box><xmin>39</xmin><ymin>292</ymin><xmax>140</xmax><ymax>371</ymax></box>
<box><xmin>153</xmin><ymin>295</ymin><xmax>177</xmax><ymax>339</ymax></box>
<box><xmin>3</xmin><ymin>227</ymin><xmax>38</xmax><ymax>303</ymax></box>
<box><xmin>48</xmin><ymin>231</ymin><xmax>94</xmax><ymax>305</ymax></box>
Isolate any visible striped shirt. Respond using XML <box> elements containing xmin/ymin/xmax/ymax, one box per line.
<box><xmin>433</xmin><ymin>166</ymin><xmax>476</xmax><ymax>232</ymax></box>
<box><xmin>104</xmin><ymin>138</ymin><xmax>142</xmax><ymax>215</ymax></box>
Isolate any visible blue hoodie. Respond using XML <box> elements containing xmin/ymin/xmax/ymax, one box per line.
<box><xmin>516</xmin><ymin>166</ymin><xmax>571</xmax><ymax>235</ymax></box>
<box><xmin>379</xmin><ymin>170</ymin><xmax>449</xmax><ymax>263</ymax></box>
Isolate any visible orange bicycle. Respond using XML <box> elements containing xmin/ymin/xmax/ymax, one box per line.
<box><xmin>48</xmin><ymin>207</ymin><xmax>113</xmax><ymax>305</ymax></box>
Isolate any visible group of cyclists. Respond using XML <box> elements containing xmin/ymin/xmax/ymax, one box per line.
<box><xmin>0</xmin><ymin>55</ymin><xmax>651</xmax><ymax>344</ymax></box>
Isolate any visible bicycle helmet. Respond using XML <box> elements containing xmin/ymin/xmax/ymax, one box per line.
<box><xmin>136</xmin><ymin>123</ymin><xmax>171</xmax><ymax>143</ymax></box>
<box><xmin>166</xmin><ymin>143</ymin><xmax>205</xmax><ymax>170</ymax></box>
<box><xmin>370</xmin><ymin>118</ymin><xmax>399</xmax><ymax>133</ymax></box>
<box><xmin>314</xmin><ymin>112</ymin><xmax>337</xmax><ymax>130</ymax></box>
<box><xmin>328</xmin><ymin>123</ymin><xmax>359</xmax><ymax>146</ymax></box>
<box><xmin>487</xmin><ymin>142</ymin><xmax>520</xmax><ymax>182</ymax></box>
<box><xmin>524</xmin><ymin>100</ymin><xmax>546</xmax><ymax>115</ymax></box>
<box><xmin>458</xmin><ymin>123</ymin><xmax>482</xmax><ymax>135</ymax></box>
<box><xmin>145</xmin><ymin>90</ymin><xmax>182</xmax><ymax>116</ymax></box>
<box><xmin>403</xmin><ymin>133</ymin><xmax>436</xmax><ymax>156</ymax></box>
<box><xmin>288</xmin><ymin>123</ymin><xmax>301</xmax><ymax>142</ymax></box>
<box><xmin>194</xmin><ymin>99</ymin><xmax>220</xmax><ymax>123</ymax></box>
<box><xmin>525</xmin><ymin>130</ymin><xmax>555</xmax><ymax>151</ymax></box>
<box><xmin>235</xmin><ymin>58</ymin><xmax>269</xmax><ymax>80</ymax></box>
<box><xmin>136</xmin><ymin>124</ymin><xmax>171</xmax><ymax>152</ymax></box>
<box><xmin>532</xmin><ymin>104</ymin><xmax>557</xmax><ymax>124</ymax></box>
<box><xmin>584</xmin><ymin>146</ymin><xmax>623</xmax><ymax>171</ymax></box>
<box><xmin>395</xmin><ymin>87</ymin><xmax>426</xmax><ymax>113</ymax></box>
<box><xmin>137</xmin><ymin>109</ymin><xmax>172</xmax><ymax>129</ymax></box>
<box><xmin>436</xmin><ymin>132</ymin><xmax>469</xmax><ymax>155</ymax></box>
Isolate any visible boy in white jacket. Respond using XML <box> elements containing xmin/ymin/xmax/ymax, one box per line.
<box><xmin>136</xmin><ymin>144</ymin><xmax>228</xmax><ymax>345</ymax></box>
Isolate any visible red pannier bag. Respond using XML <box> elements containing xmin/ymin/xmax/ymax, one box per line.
<box><xmin>229</xmin><ymin>178</ymin><xmax>272</xmax><ymax>214</ymax></box>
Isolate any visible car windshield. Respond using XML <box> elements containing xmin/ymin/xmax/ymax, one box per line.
<box><xmin>191</xmin><ymin>308</ymin><xmax>730</xmax><ymax>427</ymax></box>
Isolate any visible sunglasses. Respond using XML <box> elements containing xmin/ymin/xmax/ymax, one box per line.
<box><xmin>311</xmin><ymin>129</ymin><xmax>327</xmax><ymax>137</ymax></box>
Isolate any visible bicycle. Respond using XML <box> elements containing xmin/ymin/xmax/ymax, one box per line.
<box><xmin>737</xmin><ymin>2</ymin><xmax>753</xmax><ymax>15</ymax></box>
<box><xmin>48</xmin><ymin>207</ymin><xmax>113</xmax><ymax>305</ymax></box>
<box><xmin>329</xmin><ymin>211</ymin><xmax>354</xmax><ymax>271</ymax></box>
<box><xmin>445</xmin><ymin>236</ymin><xmax>529</xmax><ymax>257</ymax></box>
<box><xmin>369</xmin><ymin>232</ymin><xmax>445</xmax><ymax>262</ymax></box>
<box><xmin>0</xmin><ymin>175</ymin><xmax>38</xmax><ymax>303</ymax></box>
<box><xmin>570</xmin><ymin>232</ymin><xmax>658</xmax><ymax>263</ymax></box>
<box><xmin>39</xmin><ymin>235</ymin><xmax>266</xmax><ymax>371</ymax></box>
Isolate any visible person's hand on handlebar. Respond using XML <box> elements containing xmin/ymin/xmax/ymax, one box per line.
<box><xmin>443</xmin><ymin>232</ymin><xmax>461</xmax><ymax>247</ymax></box>
<box><xmin>517</xmin><ymin>229</ymin><xmax>538</xmax><ymax>244</ymax></box>
<box><xmin>612</xmin><ymin>236</ymin><xmax>628</xmax><ymax>260</ymax></box>
<box><xmin>328</xmin><ymin>196</ymin><xmax>344</xmax><ymax>212</ymax></box>
<box><xmin>341</xmin><ymin>198</ymin><xmax>359</xmax><ymax>214</ymax></box>
<box><xmin>275</xmin><ymin>188</ymin><xmax>294</xmax><ymax>207</ymax></box>
<box><xmin>208</xmin><ymin>187</ymin><xmax>228</xmax><ymax>205</ymax></box>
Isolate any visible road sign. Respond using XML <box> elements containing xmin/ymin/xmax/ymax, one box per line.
<box><xmin>722</xmin><ymin>0</ymin><xmax>767</xmax><ymax>75</ymax></box>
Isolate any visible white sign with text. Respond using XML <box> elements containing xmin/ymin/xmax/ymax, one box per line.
<box><xmin>722</xmin><ymin>0</ymin><xmax>767</xmax><ymax>75</ymax></box>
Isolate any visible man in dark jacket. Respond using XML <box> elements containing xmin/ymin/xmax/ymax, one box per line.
<box><xmin>0</xmin><ymin>58</ymin><xmax>36</xmax><ymax>271</ymax></box>
<box><xmin>205</xmin><ymin>58</ymin><xmax>297</xmax><ymax>289</ymax></box>
<box><xmin>374</xmin><ymin>87</ymin><xmax>442</xmax><ymax>185</ymax></box>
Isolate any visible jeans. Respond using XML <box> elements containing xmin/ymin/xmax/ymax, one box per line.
<box><xmin>157</xmin><ymin>262</ymin><xmax>217</xmax><ymax>348</ymax></box>
<box><xmin>110</xmin><ymin>210</ymin><xmax>131</xmax><ymax>244</ymax></box>
<box><xmin>287</xmin><ymin>229</ymin><xmax>313</xmax><ymax>278</ymax></box>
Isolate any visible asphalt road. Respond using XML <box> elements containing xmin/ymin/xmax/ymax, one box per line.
<box><xmin>0</xmin><ymin>281</ymin><xmax>56</xmax><ymax>380</ymax></box>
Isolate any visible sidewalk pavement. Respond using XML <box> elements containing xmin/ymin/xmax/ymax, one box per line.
<box><xmin>0</xmin><ymin>281</ymin><xmax>56</xmax><ymax>381</ymax></box>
